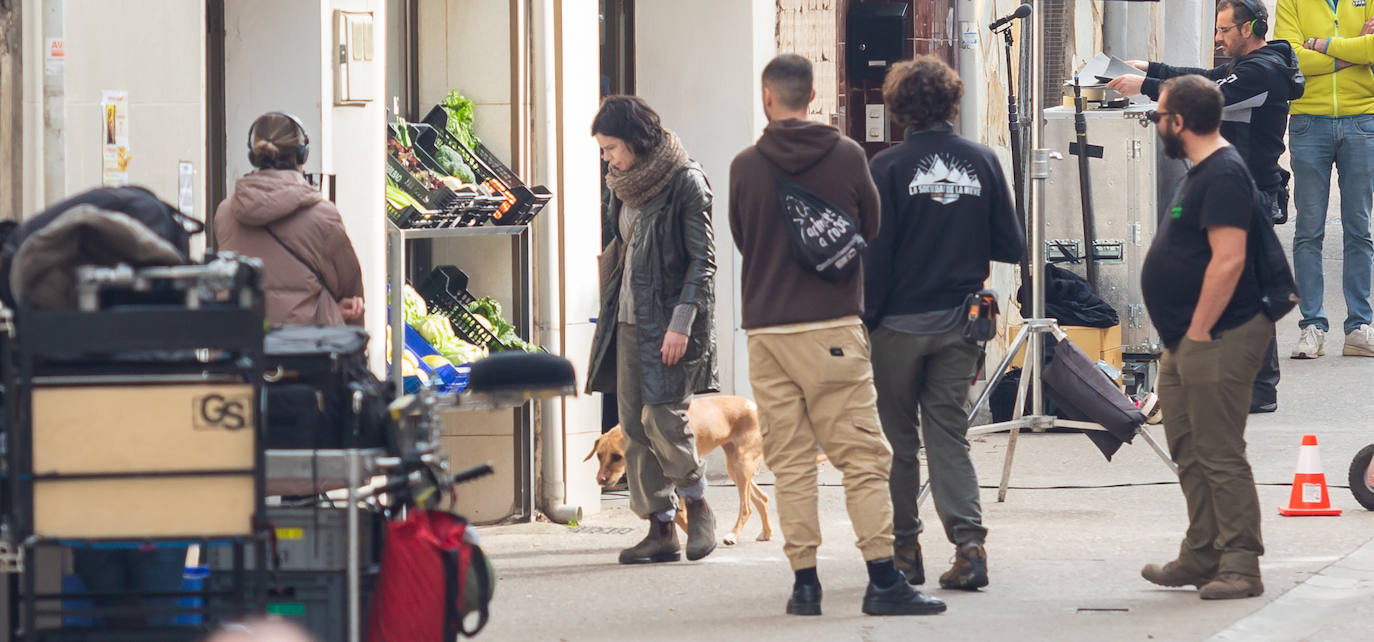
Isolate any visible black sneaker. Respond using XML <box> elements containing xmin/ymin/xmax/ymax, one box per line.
<box><xmin>786</xmin><ymin>583</ymin><xmax>822</xmax><ymax>616</ymax></box>
<box><xmin>861</xmin><ymin>576</ymin><xmax>946</xmax><ymax>616</ymax></box>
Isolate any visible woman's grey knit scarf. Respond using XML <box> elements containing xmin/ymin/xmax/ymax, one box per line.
<box><xmin>605</xmin><ymin>130</ymin><xmax>690</xmax><ymax>208</ymax></box>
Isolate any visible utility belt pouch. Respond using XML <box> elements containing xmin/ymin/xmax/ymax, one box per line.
<box><xmin>963</xmin><ymin>289</ymin><xmax>999</xmax><ymax>344</ymax></box>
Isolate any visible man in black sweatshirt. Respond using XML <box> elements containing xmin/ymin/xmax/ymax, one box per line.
<box><xmin>865</xmin><ymin>56</ymin><xmax>1025</xmax><ymax>593</ymax></box>
<box><xmin>1108</xmin><ymin>0</ymin><xmax>1304</xmax><ymax>412</ymax></box>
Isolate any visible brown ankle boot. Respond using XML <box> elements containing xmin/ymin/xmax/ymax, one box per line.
<box><xmin>1199</xmin><ymin>573</ymin><xmax>1263</xmax><ymax>600</ymax></box>
<box><xmin>938</xmin><ymin>543</ymin><xmax>988</xmax><ymax>590</ymax></box>
<box><xmin>1141</xmin><ymin>560</ymin><xmax>1212</xmax><ymax>589</ymax></box>
<box><xmin>618</xmin><ymin>517</ymin><xmax>680</xmax><ymax>564</ymax></box>
<box><xmin>894</xmin><ymin>537</ymin><xmax>925</xmax><ymax>585</ymax></box>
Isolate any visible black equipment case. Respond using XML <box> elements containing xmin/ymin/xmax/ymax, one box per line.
<box><xmin>264</xmin><ymin>325</ymin><xmax>394</xmax><ymax>450</ymax></box>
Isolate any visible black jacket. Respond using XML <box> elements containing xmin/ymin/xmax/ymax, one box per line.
<box><xmin>1142</xmin><ymin>41</ymin><xmax>1305</xmax><ymax>193</ymax></box>
<box><xmin>863</xmin><ymin>124</ymin><xmax>1025</xmax><ymax>327</ymax></box>
<box><xmin>587</xmin><ymin>162</ymin><xmax>719</xmax><ymax>406</ymax></box>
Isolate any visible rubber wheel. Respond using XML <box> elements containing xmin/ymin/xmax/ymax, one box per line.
<box><xmin>1349</xmin><ymin>444</ymin><xmax>1374</xmax><ymax>511</ymax></box>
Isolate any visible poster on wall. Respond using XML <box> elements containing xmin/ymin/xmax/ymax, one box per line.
<box><xmin>101</xmin><ymin>90</ymin><xmax>131</xmax><ymax>187</ymax></box>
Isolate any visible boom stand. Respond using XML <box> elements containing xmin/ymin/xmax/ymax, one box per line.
<box><xmin>994</xmin><ymin>21</ymin><xmax>1032</xmax><ymax>292</ymax></box>
<box><xmin>916</xmin><ymin>149</ymin><xmax>1178</xmax><ymax>507</ymax></box>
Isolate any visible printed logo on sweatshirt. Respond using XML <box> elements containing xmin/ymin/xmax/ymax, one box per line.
<box><xmin>909</xmin><ymin>154</ymin><xmax>983</xmax><ymax>205</ymax></box>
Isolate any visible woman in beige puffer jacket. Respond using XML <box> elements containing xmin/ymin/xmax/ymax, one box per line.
<box><xmin>214</xmin><ymin>112</ymin><xmax>364</xmax><ymax>326</ymax></box>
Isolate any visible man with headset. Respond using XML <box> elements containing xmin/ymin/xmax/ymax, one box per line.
<box><xmin>1108</xmin><ymin>0</ymin><xmax>1303</xmax><ymax>413</ymax></box>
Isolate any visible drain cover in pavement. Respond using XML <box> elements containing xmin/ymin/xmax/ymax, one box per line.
<box><xmin>568</xmin><ymin>526</ymin><xmax>636</xmax><ymax>535</ymax></box>
<box><xmin>1076</xmin><ymin>607</ymin><xmax>1129</xmax><ymax>614</ymax></box>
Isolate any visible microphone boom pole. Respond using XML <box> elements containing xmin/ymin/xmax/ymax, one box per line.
<box><xmin>990</xmin><ymin>4</ymin><xmax>1033</xmax><ymax>303</ymax></box>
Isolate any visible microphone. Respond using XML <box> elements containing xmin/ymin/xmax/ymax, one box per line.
<box><xmin>989</xmin><ymin>3</ymin><xmax>1032</xmax><ymax>31</ymax></box>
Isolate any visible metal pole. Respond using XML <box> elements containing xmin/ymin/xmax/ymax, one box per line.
<box><xmin>346</xmin><ymin>449</ymin><xmax>361</xmax><ymax>642</ymax></box>
<box><xmin>1028</xmin><ymin>1</ymin><xmax>1045</xmax><ymax>418</ymax></box>
<box><xmin>1001</xmin><ymin>26</ymin><xmax>1031</xmax><ymax>295</ymax></box>
<box><xmin>388</xmin><ymin>225</ymin><xmax>406</xmax><ymax>396</ymax></box>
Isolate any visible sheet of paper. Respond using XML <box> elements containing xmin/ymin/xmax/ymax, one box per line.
<box><xmin>100</xmin><ymin>90</ymin><xmax>130</xmax><ymax>187</ymax></box>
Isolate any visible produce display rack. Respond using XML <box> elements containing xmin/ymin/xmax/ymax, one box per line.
<box><xmin>385</xmin><ymin>222</ymin><xmax>535</xmax><ymax>523</ymax></box>
<box><xmin>418</xmin><ymin>107</ymin><xmax>553</xmax><ymax>226</ymax></box>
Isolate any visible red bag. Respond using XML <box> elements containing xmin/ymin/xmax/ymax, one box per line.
<box><xmin>367</xmin><ymin>510</ymin><xmax>493</xmax><ymax>641</ymax></box>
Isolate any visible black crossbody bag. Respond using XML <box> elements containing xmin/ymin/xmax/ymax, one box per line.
<box><xmin>758</xmin><ymin>154</ymin><xmax>867</xmax><ymax>281</ymax></box>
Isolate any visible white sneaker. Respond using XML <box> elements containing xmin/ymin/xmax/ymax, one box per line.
<box><xmin>1344</xmin><ymin>325</ymin><xmax>1374</xmax><ymax>357</ymax></box>
<box><xmin>1292</xmin><ymin>326</ymin><xmax>1326</xmax><ymax>359</ymax></box>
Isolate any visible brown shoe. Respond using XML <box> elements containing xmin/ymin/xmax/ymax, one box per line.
<box><xmin>1141</xmin><ymin>560</ymin><xmax>1212</xmax><ymax>589</ymax></box>
<box><xmin>618</xmin><ymin>517</ymin><xmax>680</xmax><ymax>564</ymax></box>
<box><xmin>1199</xmin><ymin>573</ymin><xmax>1264</xmax><ymax>600</ymax></box>
<box><xmin>894</xmin><ymin>537</ymin><xmax>925</xmax><ymax>586</ymax></box>
<box><xmin>938</xmin><ymin>543</ymin><xmax>988</xmax><ymax>590</ymax></box>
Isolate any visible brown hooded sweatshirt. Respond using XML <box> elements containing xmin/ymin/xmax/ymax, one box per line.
<box><xmin>728</xmin><ymin>119</ymin><xmax>881</xmax><ymax>329</ymax></box>
<box><xmin>214</xmin><ymin>169</ymin><xmax>364</xmax><ymax>326</ymax></box>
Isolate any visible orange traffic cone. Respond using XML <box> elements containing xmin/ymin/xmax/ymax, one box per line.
<box><xmin>1278</xmin><ymin>434</ymin><xmax>1342</xmax><ymax>516</ymax></box>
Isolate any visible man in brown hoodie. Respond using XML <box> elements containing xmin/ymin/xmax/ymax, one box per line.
<box><xmin>729</xmin><ymin>53</ymin><xmax>945</xmax><ymax>618</ymax></box>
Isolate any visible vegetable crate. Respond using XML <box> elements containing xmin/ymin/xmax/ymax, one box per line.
<box><xmin>386</xmin><ymin>128</ymin><xmax>506</xmax><ymax>230</ymax></box>
<box><xmin>419</xmin><ymin>106</ymin><xmax>553</xmax><ymax>226</ymax></box>
<box><xmin>417</xmin><ymin>266</ymin><xmax>514</xmax><ymax>352</ymax></box>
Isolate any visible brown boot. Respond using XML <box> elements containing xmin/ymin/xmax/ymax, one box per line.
<box><xmin>684</xmin><ymin>497</ymin><xmax>717</xmax><ymax>561</ymax></box>
<box><xmin>1199</xmin><ymin>573</ymin><xmax>1264</xmax><ymax>600</ymax></box>
<box><xmin>938</xmin><ymin>543</ymin><xmax>988</xmax><ymax>590</ymax></box>
<box><xmin>894</xmin><ymin>537</ymin><xmax>925</xmax><ymax>585</ymax></box>
<box><xmin>618</xmin><ymin>517</ymin><xmax>680</xmax><ymax>564</ymax></box>
<box><xmin>1140</xmin><ymin>560</ymin><xmax>1212</xmax><ymax>589</ymax></box>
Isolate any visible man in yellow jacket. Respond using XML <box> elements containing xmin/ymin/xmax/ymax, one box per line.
<box><xmin>1277</xmin><ymin>0</ymin><xmax>1374</xmax><ymax>360</ymax></box>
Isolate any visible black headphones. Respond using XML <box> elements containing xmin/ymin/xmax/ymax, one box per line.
<box><xmin>1235</xmin><ymin>0</ymin><xmax>1269</xmax><ymax>40</ymax></box>
<box><xmin>246</xmin><ymin>111</ymin><xmax>310</xmax><ymax>168</ymax></box>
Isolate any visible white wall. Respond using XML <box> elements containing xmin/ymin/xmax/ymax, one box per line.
<box><xmin>635</xmin><ymin>0</ymin><xmax>776</xmax><ymax>398</ymax></box>
<box><xmin>223</xmin><ymin>0</ymin><xmax>325</xmax><ymax>183</ymax></box>
<box><xmin>327</xmin><ymin>0</ymin><xmax>389</xmax><ymax>371</ymax></box>
<box><xmin>24</xmin><ymin>0</ymin><xmax>207</xmax><ymax>221</ymax></box>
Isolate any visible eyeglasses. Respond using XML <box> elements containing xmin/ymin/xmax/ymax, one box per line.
<box><xmin>1145</xmin><ymin>110</ymin><xmax>1175</xmax><ymax>125</ymax></box>
<box><xmin>1215</xmin><ymin>23</ymin><xmax>1244</xmax><ymax>35</ymax></box>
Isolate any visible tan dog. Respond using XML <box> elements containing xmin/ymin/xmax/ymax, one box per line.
<box><xmin>585</xmin><ymin>395</ymin><xmax>772</xmax><ymax>546</ymax></box>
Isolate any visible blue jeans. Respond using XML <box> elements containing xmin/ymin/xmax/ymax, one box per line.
<box><xmin>1290</xmin><ymin>114</ymin><xmax>1374</xmax><ymax>334</ymax></box>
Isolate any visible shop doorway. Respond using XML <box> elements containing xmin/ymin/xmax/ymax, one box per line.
<box><xmin>597</xmin><ymin>0</ymin><xmax>634</xmax><ymax>432</ymax></box>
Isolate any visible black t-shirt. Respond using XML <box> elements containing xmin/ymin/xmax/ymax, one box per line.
<box><xmin>1141</xmin><ymin>146</ymin><xmax>1262</xmax><ymax>348</ymax></box>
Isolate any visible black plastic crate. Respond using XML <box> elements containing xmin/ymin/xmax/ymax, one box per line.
<box><xmin>417</xmin><ymin>266</ymin><xmax>504</xmax><ymax>350</ymax></box>
<box><xmin>417</xmin><ymin>106</ymin><xmax>553</xmax><ymax>226</ymax></box>
<box><xmin>388</xmin><ymin>131</ymin><xmax>510</xmax><ymax>230</ymax></box>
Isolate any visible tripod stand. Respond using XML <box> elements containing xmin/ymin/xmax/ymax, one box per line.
<box><xmin>915</xmin><ymin>152</ymin><xmax>1178</xmax><ymax>507</ymax></box>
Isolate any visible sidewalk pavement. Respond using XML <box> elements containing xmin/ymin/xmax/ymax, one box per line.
<box><xmin>475</xmin><ymin>417</ymin><xmax>1374</xmax><ymax>641</ymax></box>
<box><xmin>468</xmin><ymin>167</ymin><xmax>1374</xmax><ymax>641</ymax></box>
